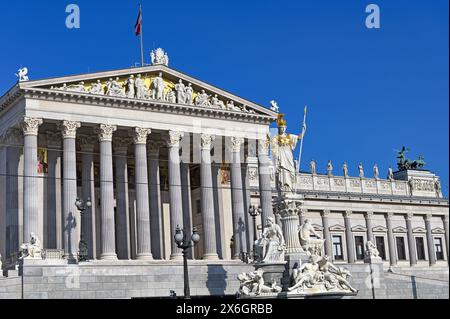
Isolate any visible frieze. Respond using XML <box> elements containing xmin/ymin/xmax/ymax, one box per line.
<box><xmin>413</xmin><ymin>179</ymin><xmax>435</xmax><ymax>192</ymax></box>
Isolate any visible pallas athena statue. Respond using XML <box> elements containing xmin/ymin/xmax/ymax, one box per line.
<box><xmin>271</xmin><ymin>114</ymin><xmax>306</xmax><ymax>193</ymax></box>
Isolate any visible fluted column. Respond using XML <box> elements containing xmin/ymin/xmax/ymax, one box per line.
<box><xmin>406</xmin><ymin>213</ymin><xmax>417</xmax><ymax>266</ymax></box>
<box><xmin>424</xmin><ymin>214</ymin><xmax>436</xmax><ymax>266</ymax></box>
<box><xmin>365</xmin><ymin>211</ymin><xmax>374</xmax><ymax>242</ymax></box>
<box><xmin>132</xmin><ymin>128</ymin><xmax>153</xmax><ymax>260</ymax></box>
<box><xmin>148</xmin><ymin>141</ymin><xmax>164</xmax><ymax>259</ymax></box>
<box><xmin>113</xmin><ymin>137</ymin><xmax>131</xmax><ymax>260</ymax></box>
<box><xmin>167</xmin><ymin>130</ymin><xmax>184</xmax><ymax>260</ymax></box>
<box><xmin>386</xmin><ymin>212</ymin><xmax>397</xmax><ymax>266</ymax></box>
<box><xmin>46</xmin><ymin>131</ymin><xmax>62</xmax><ymax>250</ymax></box>
<box><xmin>344</xmin><ymin>211</ymin><xmax>355</xmax><ymax>263</ymax></box>
<box><xmin>96</xmin><ymin>124</ymin><xmax>118</xmax><ymax>260</ymax></box>
<box><xmin>279</xmin><ymin>200</ymin><xmax>303</xmax><ymax>254</ymax></box>
<box><xmin>321</xmin><ymin>210</ymin><xmax>332</xmax><ymax>257</ymax></box>
<box><xmin>229</xmin><ymin>137</ymin><xmax>247</xmax><ymax>259</ymax></box>
<box><xmin>79</xmin><ymin>135</ymin><xmax>97</xmax><ymax>259</ymax></box>
<box><xmin>200</xmin><ymin>134</ymin><xmax>219</xmax><ymax>260</ymax></box>
<box><xmin>258</xmin><ymin>138</ymin><xmax>273</xmax><ymax>223</ymax></box>
<box><xmin>443</xmin><ymin>216</ymin><xmax>449</xmax><ymax>265</ymax></box>
<box><xmin>22</xmin><ymin>118</ymin><xmax>43</xmax><ymax>245</ymax></box>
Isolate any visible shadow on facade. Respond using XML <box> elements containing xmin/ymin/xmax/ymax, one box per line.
<box><xmin>206</xmin><ymin>264</ymin><xmax>227</xmax><ymax>296</ymax></box>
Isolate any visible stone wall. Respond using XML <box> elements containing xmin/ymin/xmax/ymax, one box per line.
<box><xmin>0</xmin><ymin>276</ymin><xmax>21</xmax><ymax>299</ymax></box>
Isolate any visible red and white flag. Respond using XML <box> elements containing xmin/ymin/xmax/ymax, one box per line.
<box><xmin>134</xmin><ymin>6</ymin><xmax>142</xmax><ymax>36</ymax></box>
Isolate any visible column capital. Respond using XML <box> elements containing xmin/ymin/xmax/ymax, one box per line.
<box><xmin>201</xmin><ymin>134</ymin><xmax>215</xmax><ymax>150</ymax></box>
<box><xmin>131</xmin><ymin>127</ymin><xmax>151</xmax><ymax>145</ymax></box>
<box><xmin>258</xmin><ymin>136</ymin><xmax>270</xmax><ymax>155</ymax></box>
<box><xmin>406</xmin><ymin>213</ymin><xmax>414</xmax><ymax>221</ymax></box>
<box><xmin>58</xmin><ymin>121</ymin><xmax>81</xmax><ymax>139</ymax></box>
<box><xmin>95</xmin><ymin>124</ymin><xmax>117</xmax><ymax>142</ymax></box>
<box><xmin>113</xmin><ymin>137</ymin><xmax>132</xmax><ymax>155</ymax></box>
<box><xmin>230</xmin><ymin>136</ymin><xmax>245</xmax><ymax>152</ymax></box>
<box><xmin>344</xmin><ymin>210</ymin><xmax>352</xmax><ymax>218</ymax></box>
<box><xmin>22</xmin><ymin>117</ymin><xmax>43</xmax><ymax>136</ymax></box>
<box><xmin>424</xmin><ymin>214</ymin><xmax>432</xmax><ymax>222</ymax></box>
<box><xmin>365</xmin><ymin>211</ymin><xmax>374</xmax><ymax>219</ymax></box>
<box><xmin>321</xmin><ymin>210</ymin><xmax>331</xmax><ymax>217</ymax></box>
<box><xmin>167</xmin><ymin>130</ymin><xmax>184</xmax><ymax>148</ymax></box>
<box><xmin>386</xmin><ymin>212</ymin><xmax>395</xmax><ymax>220</ymax></box>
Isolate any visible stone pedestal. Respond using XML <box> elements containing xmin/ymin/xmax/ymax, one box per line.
<box><xmin>277</xmin><ymin>195</ymin><xmax>304</xmax><ymax>255</ymax></box>
<box><xmin>282</xmin><ymin>252</ymin><xmax>309</xmax><ymax>290</ymax></box>
<box><xmin>254</xmin><ymin>262</ymin><xmax>286</xmax><ymax>289</ymax></box>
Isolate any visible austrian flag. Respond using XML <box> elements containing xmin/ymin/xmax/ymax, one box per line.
<box><xmin>134</xmin><ymin>7</ymin><xmax>142</xmax><ymax>36</ymax></box>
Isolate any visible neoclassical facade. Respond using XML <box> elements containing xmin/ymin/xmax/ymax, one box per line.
<box><xmin>0</xmin><ymin>55</ymin><xmax>448</xmax><ymax>274</ymax></box>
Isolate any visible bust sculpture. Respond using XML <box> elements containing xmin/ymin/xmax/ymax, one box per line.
<box><xmin>254</xmin><ymin>217</ymin><xmax>285</xmax><ymax>263</ymax></box>
<box><xmin>298</xmin><ymin>219</ymin><xmax>325</xmax><ymax>256</ymax></box>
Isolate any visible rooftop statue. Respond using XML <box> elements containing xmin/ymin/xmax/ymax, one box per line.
<box><xmin>396</xmin><ymin>146</ymin><xmax>426</xmax><ymax>170</ymax></box>
<box><xmin>271</xmin><ymin>114</ymin><xmax>306</xmax><ymax>193</ymax></box>
<box><xmin>16</xmin><ymin>67</ymin><xmax>29</xmax><ymax>82</ymax></box>
<box><xmin>150</xmin><ymin>48</ymin><xmax>169</xmax><ymax>66</ymax></box>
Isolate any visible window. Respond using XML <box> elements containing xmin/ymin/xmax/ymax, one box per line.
<box><xmin>375</xmin><ymin>236</ymin><xmax>386</xmax><ymax>260</ymax></box>
<box><xmin>355</xmin><ymin>236</ymin><xmax>365</xmax><ymax>260</ymax></box>
<box><xmin>434</xmin><ymin>238</ymin><xmax>444</xmax><ymax>260</ymax></box>
<box><xmin>332</xmin><ymin>235</ymin><xmax>344</xmax><ymax>260</ymax></box>
<box><xmin>416</xmin><ymin>237</ymin><xmax>426</xmax><ymax>260</ymax></box>
<box><xmin>396</xmin><ymin>237</ymin><xmax>406</xmax><ymax>261</ymax></box>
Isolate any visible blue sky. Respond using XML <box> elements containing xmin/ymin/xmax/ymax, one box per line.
<box><xmin>0</xmin><ymin>0</ymin><xmax>448</xmax><ymax>195</ymax></box>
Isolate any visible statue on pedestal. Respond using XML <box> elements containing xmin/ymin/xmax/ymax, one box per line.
<box><xmin>343</xmin><ymin>162</ymin><xmax>348</xmax><ymax>177</ymax></box>
<box><xmin>365</xmin><ymin>241</ymin><xmax>380</xmax><ymax>259</ymax></box>
<box><xmin>254</xmin><ymin>217</ymin><xmax>285</xmax><ymax>263</ymax></box>
<box><xmin>298</xmin><ymin>219</ymin><xmax>324</xmax><ymax>256</ymax></box>
<box><xmin>373</xmin><ymin>164</ymin><xmax>379</xmax><ymax>179</ymax></box>
<box><xmin>310</xmin><ymin>160</ymin><xmax>316</xmax><ymax>175</ymax></box>
<box><xmin>271</xmin><ymin>114</ymin><xmax>306</xmax><ymax>193</ymax></box>
<box><xmin>20</xmin><ymin>233</ymin><xmax>42</xmax><ymax>259</ymax></box>
<box><xmin>327</xmin><ymin>160</ymin><xmax>333</xmax><ymax>177</ymax></box>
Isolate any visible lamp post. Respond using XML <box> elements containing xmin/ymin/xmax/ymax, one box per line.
<box><xmin>75</xmin><ymin>197</ymin><xmax>91</xmax><ymax>262</ymax></box>
<box><xmin>174</xmin><ymin>225</ymin><xmax>200</xmax><ymax>299</ymax></box>
<box><xmin>248</xmin><ymin>205</ymin><xmax>262</xmax><ymax>243</ymax></box>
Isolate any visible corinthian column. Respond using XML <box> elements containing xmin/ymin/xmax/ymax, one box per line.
<box><xmin>405</xmin><ymin>213</ymin><xmax>417</xmax><ymax>266</ymax></box>
<box><xmin>167</xmin><ymin>130</ymin><xmax>184</xmax><ymax>260</ymax></box>
<box><xmin>96</xmin><ymin>124</ymin><xmax>118</xmax><ymax>260</ymax></box>
<box><xmin>59</xmin><ymin>120</ymin><xmax>81</xmax><ymax>261</ymax></box>
<box><xmin>200</xmin><ymin>134</ymin><xmax>219</xmax><ymax>260</ymax></box>
<box><xmin>132</xmin><ymin>128</ymin><xmax>153</xmax><ymax>260</ymax></box>
<box><xmin>113</xmin><ymin>137</ymin><xmax>131</xmax><ymax>260</ymax></box>
<box><xmin>258</xmin><ymin>137</ymin><xmax>273</xmax><ymax>223</ymax></box>
<box><xmin>22</xmin><ymin>117</ymin><xmax>43</xmax><ymax>245</ymax></box>
<box><xmin>425</xmin><ymin>214</ymin><xmax>436</xmax><ymax>266</ymax></box>
<box><xmin>229</xmin><ymin>137</ymin><xmax>247</xmax><ymax>259</ymax></box>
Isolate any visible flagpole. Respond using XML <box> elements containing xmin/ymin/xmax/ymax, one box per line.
<box><xmin>139</xmin><ymin>2</ymin><xmax>144</xmax><ymax>67</ymax></box>
<box><xmin>297</xmin><ymin>106</ymin><xmax>308</xmax><ymax>174</ymax></box>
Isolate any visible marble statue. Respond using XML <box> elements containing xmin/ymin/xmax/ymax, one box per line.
<box><xmin>408</xmin><ymin>178</ymin><xmax>414</xmax><ymax>196</ymax></box>
<box><xmin>16</xmin><ymin>67</ymin><xmax>29</xmax><ymax>82</ymax></box>
<box><xmin>227</xmin><ymin>101</ymin><xmax>241</xmax><ymax>111</ymax></box>
<box><xmin>211</xmin><ymin>94</ymin><xmax>221</xmax><ymax>108</ymax></box>
<box><xmin>270</xmin><ymin>100</ymin><xmax>279</xmax><ymax>112</ymax></box>
<box><xmin>343</xmin><ymin>162</ymin><xmax>348</xmax><ymax>177</ymax></box>
<box><xmin>358</xmin><ymin>163</ymin><xmax>364</xmax><ymax>178</ymax></box>
<box><xmin>195</xmin><ymin>90</ymin><xmax>211</xmax><ymax>106</ymax></box>
<box><xmin>373</xmin><ymin>164</ymin><xmax>379</xmax><ymax>179</ymax></box>
<box><xmin>125</xmin><ymin>75</ymin><xmax>135</xmax><ymax>98</ymax></box>
<box><xmin>288</xmin><ymin>255</ymin><xmax>322</xmax><ymax>292</ymax></box>
<box><xmin>166</xmin><ymin>89</ymin><xmax>176</xmax><ymax>103</ymax></box>
<box><xmin>90</xmin><ymin>80</ymin><xmax>104</xmax><ymax>95</ymax></box>
<box><xmin>254</xmin><ymin>217</ymin><xmax>286</xmax><ymax>263</ymax></box>
<box><xmin>388</xmin><ymin>167</ymin><xmax>394</xmax><ymax>181</ymax></box>
<box><xmin>237</xmin><ymin>269</ymin><xmax>282</xmax><ymax>296</ymax></box>
<box><xmin>310</xmin><ymin>160</ymin><xmax>316</xmax><ymax>175</ymax></box>
<box><xmin>271</xmin><ymin>114</ymin><xmax>306</xmax><ymax>193</ymax></box>
<box><xmin>135</xmin><ymin>74</ymin><xmax>147</xmax><ymax>99</ymax></box>
<box><xmin>298</xmin><ymin>219</ymin><xmax>324</xmax><ymax>256</ymax></box>
<box><xmin>106</xmin><ymin>77</ymin><xmax>126</xmax><ymax>97</ymax></box>
<box><xmin>150</xmin><ymin>48</ymin><xmax>169</xmax><ymax>66</ymax></box>
<box><xmin>327</xmin><ymin>160</ymin><xmax>333</xmax><ymax>177</ymax></box>
<box><xmin>20</xmin><ymin>233</ymin><xmax>42</xmax><ymax>259</ymax></box>
<box><xmin>174</xmin><ymin>79</ymin><xmax>186</xmax><ymax>104</ymax></box>
<box><xmin>184</xmin><ymin>83</ymin><xmax>194</xmax><ymax>104</ymax></box>
<box><xmin>434</xmin><ymin>179</ymin><xmax>442</xmax><ymax>197</ymax></box>
<box><xmin>318</xmin><ymin>256</ymin><xmax>357</xmax><ymax>293</ymax></box>
<box><xmin>150</xmin><ymin>72</ymin><xmax>165</xmax><ymax>100</ymax></box>
<box><xmin>365</xmin><ymin>241</ymin><xmax>380</xmax><ymax>259</ymax></box>
<box><xmin>66</xmin><ymin>82</ymin><xmax>86</xmax><ymax>93</ymax></box>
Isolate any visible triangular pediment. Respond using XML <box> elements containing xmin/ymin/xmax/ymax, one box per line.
<box><xmin>432</xmin><ymin>227</ymin><xmax>445</xmax><ymax>234</ymax></box>
<box><xmin>351</xmin><ymin>225</ymin><xmax>367</xmax><ymax>232</ymax></box>
<box><xmin>372</xmin><ymin>225</ymin><xmax>387</xmax><ymax>232</ymax></box>
<box><xmin>393</xmin><ymin>226</ymin><xmax>407</xmax><ymax>233</ymax></box>
<box><xmin>312</xmin><ymin>224</ymin><xmax>324</xmax><ymax>232</ymax></box>
<box><xmin>329</xmin><ymin>224</ymin><xmax>345</xmax><ymax>232</ymax></box>
<box><xmin>16</xmin><ymin>65</ymin><xmax>277</xmax><ymax>118</ymax></box>
<box><xmin>413</xmin><ymin>227</ymin><xmax>427</xmax><ymax>234</ymax></box>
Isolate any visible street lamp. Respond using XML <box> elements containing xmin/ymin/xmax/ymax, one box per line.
<box><xmin>75</xmin><ymin>197</ymin><xmax>92</xmax><ymax>262</ymax></box>
<box><xmin>248</xmin><ymin>205</ymin><xmax>262</xmax><ymax>242</ymax></box>
<box><xmin>174</xmin><ymin>225</ymin><xmax>200</xmax><ymax>299</ymax></box>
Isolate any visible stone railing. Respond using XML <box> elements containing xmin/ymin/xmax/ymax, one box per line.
<box><xmin>295</xmin><ymin>173</ymin><xmax>442</xmax><ymax>198</ymax></box>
